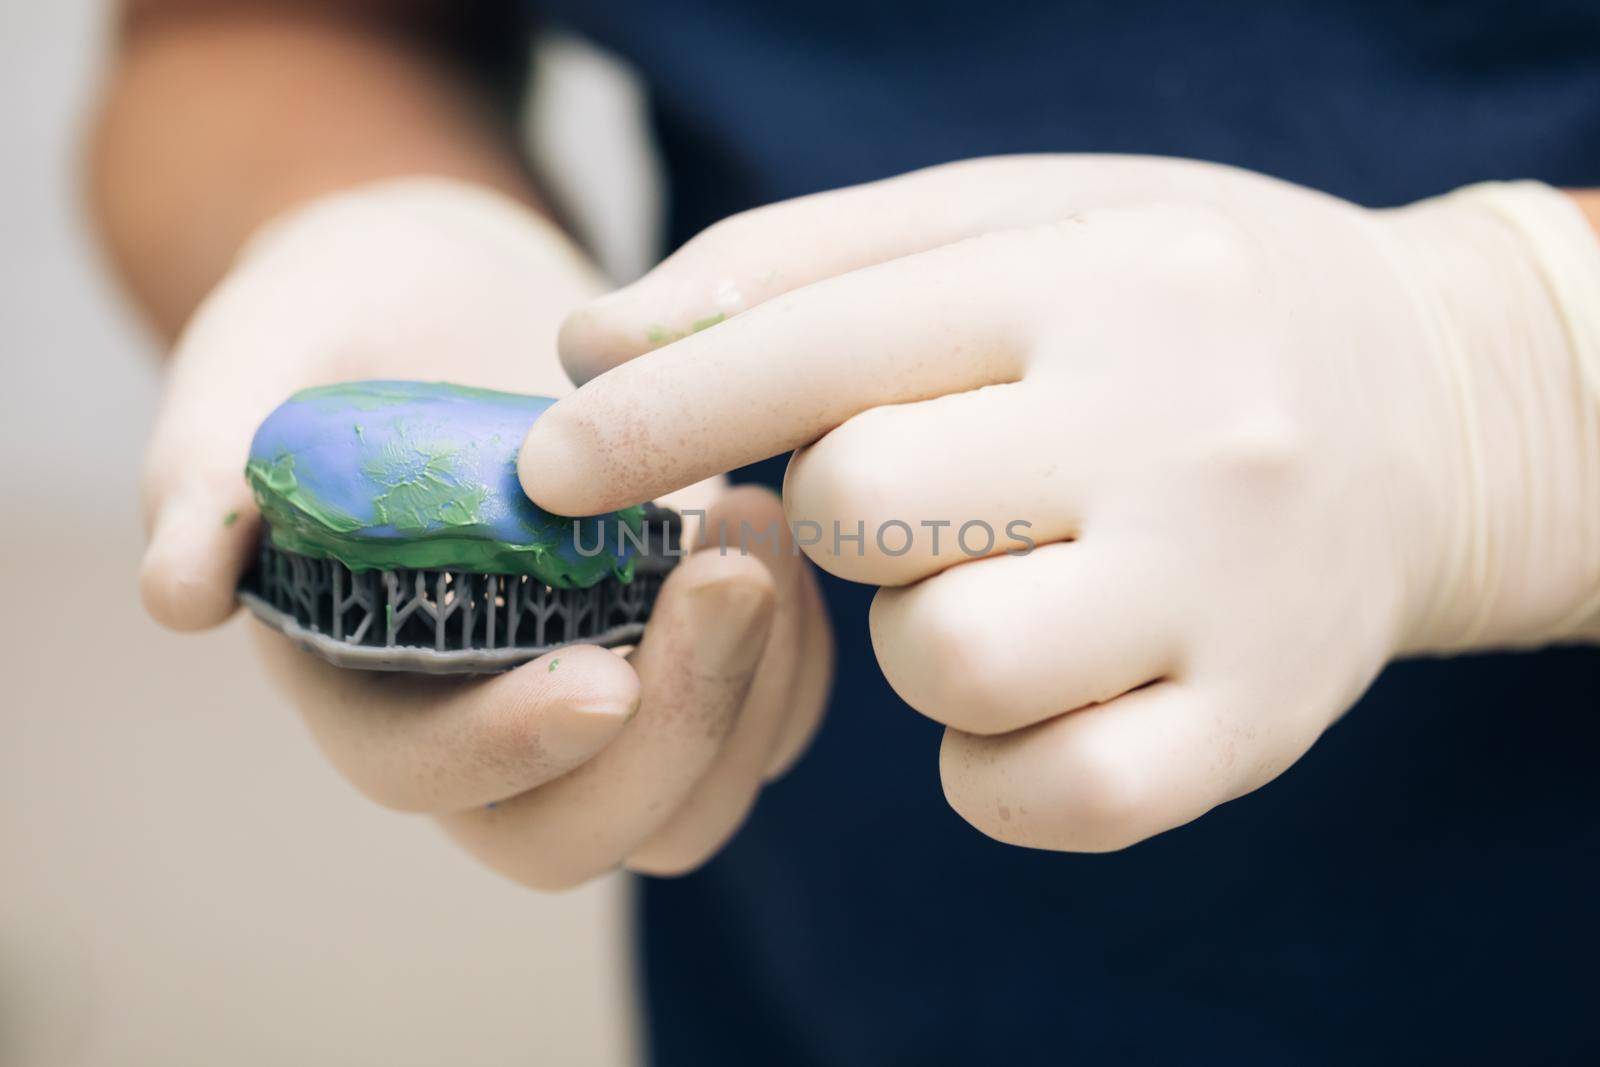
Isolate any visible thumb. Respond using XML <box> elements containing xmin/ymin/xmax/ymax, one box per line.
<box><xmin>135</xmin><ymin>243</ymin><xmax>298</xmax><ymax>633</ymax></box>
<box><xmin>138</xmin><ymin>302</ymin><xmax>270</xmax><ymax>632</ymax></box>
<box><xmin>139</xmin><ymin>467</ymin><xmax>259</xmax><ymax>632</ymax></box>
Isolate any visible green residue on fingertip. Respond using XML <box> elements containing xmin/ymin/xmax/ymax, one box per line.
<box><xmin>645</xmin><ymin>324</ymin><xmax>683</xmax><ymax>346</ymax></box>
<box><xmin>548</xmin><ymin>658</ymin><xmax>560</xmax><ymax>672</ymax></box>
<box><xmin>222</xmin><ymin>510</ymin><xmax>239</xmax><ymax>528</ymax></box>
<box><xmin>646</xmin><ymin>314</ymin><xmax>721</xmax><ymax>347</ymax></box>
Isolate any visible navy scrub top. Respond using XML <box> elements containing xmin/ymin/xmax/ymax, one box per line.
<box><xmin>527</xmin><ymin>3</ymin><xmax>1600</xmax><ymax>1062</ymax></box>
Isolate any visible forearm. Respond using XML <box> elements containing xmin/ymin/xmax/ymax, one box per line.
<box><xmin>88</xmin><ymin>1</ymin><xmax>543</xmax><ymax>339</ymax></box>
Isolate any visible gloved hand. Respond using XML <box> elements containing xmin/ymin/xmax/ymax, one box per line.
<box><xmin>140</xmin><ymin>178</ymin><xmax>831</xmax><ymax>885</ymax></box>
<box><xmin>521</xmin><ymin>155</ymin><xmax>1600</xmax><ymax>852</ymax></box>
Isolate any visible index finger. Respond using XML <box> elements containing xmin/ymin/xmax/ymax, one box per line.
<box><xmin>517</xmin><ymin>235</ymin><xmax>1028</xmax><ymax>515</ymax></box>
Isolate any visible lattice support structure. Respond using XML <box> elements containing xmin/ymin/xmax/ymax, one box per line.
<box><xmin>251</xmin><ymin>543</ymin><xmax>666</xmax><ymax>655</ymax></box>
<box><xmin>239</xmin><ymin>506</ymin><xmax>681</xmax><ymax>673</ymax></box>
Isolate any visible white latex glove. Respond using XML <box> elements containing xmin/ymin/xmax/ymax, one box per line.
<box><xmin>141</xmin><ymin>178</ymin><xmax>831</xmax><ymax>885</ymax></box>
<box><xmin>520</xmin><ymin>156</ymin><xmax>1600</xmax><ymax>852</ymax></box>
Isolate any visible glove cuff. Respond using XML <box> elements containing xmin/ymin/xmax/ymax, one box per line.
<box><xmin>1435</xmin><ymin>181</ymin><xmax>1600</xmax><ymax>641</ymax></box>
<box><xmin>1443</xmin><ymin>181</ymin><xmax>1600</xmax><ymax>415</ymax></box>
<box><xmin>1382</xmin><ymin>181</ymin><xmax>1600</xmax><ymax>649</ymax></box>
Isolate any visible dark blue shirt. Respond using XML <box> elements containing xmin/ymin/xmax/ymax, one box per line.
<box><xmin>530</xmin><ymin>3</ymin><xmax>1600</xmax><ymax>1062</ymax></box>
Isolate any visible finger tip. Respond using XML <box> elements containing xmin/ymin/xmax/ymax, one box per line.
<box><xmin>626</xmin><ymin>850</ymin><xmax>713</xmax><ymax>880</ymax></box>
<box><xmin>505</xmin><ymin>646</ymin><xmax>642</xmax><ymax>765</ymax></box>
<box><xmin>527</xmin><ymin>643</ymin><xmax>642</xmax><ymax>704</ymax></box>
<box><xmin>139</xmin><ymin>488</ymin><xmax>258</xmax><ymax>631</ymax></box>
<box><xmin>936</xmin><ymin>731</ymin><xmax>1024</xmax><ymax>846</ymax></box>
<box><xmin>645</xmin><ymin>551</ymin><xmax>778</xmax><ymax>669</ymax></box>
<box><xmin>713</xmin><ymin>481</ymin><xmax>784</xmax><ymax>518</ymax></box>
<box><xmin>138</xmin><ymin>551</ymin><xmax>238</xmax><ymax>632</ymax></box>
<box><xmin>518</xmin><ymin>407</ymin><xmax>603</xmax><ymax>514</ymax></box>
<box><xmin>678</xmin><ymin>544</ymin><xmax>779</xmax><ymax>598</ymax></box>
<box><xmin>557</xmin><ymin>299</ymin><xmax>647</xmax><ymax>385</ymax></box>
<box><xmin>682</xmin><ymin>557</ymin><xmax>780</xmax><ymax>658</ymax></box>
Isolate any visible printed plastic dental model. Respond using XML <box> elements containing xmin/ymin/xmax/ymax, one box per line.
<box><xmin>237</xmin><ymin>380</ymin><xmax>679</xmax><ymax>674</ymax></box>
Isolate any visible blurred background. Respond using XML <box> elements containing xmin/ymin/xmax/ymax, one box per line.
<box><xmin>0</xmin><ymin>4</ymin><xmax>661</xmax><ymax>1064</ymax></box>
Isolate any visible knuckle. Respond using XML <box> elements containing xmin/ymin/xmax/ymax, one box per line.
<box><xmin>1084</xmin><ymin>204</ymin><xmax>1265</xmax><ymax>300</ymax></box>
<box><xmin>1192</xmin><ymin>410</ymin><xmax>1309</xmax><ymax>504</ymax></box>
<box><xmin>1149</xmin><ymin>203</ymin><xmax>1256</xmax><ymax>264</ymax></box>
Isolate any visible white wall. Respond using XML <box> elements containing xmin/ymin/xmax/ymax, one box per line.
<box><xmin>0</xmin><ymin>6</ymin><xmax>659</xmax><ymax>1065</ymax></box>
<box><xmin>0</xmin><ymin>1</ymin><xmax>158</xmax><ymax>515</ymax></box>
